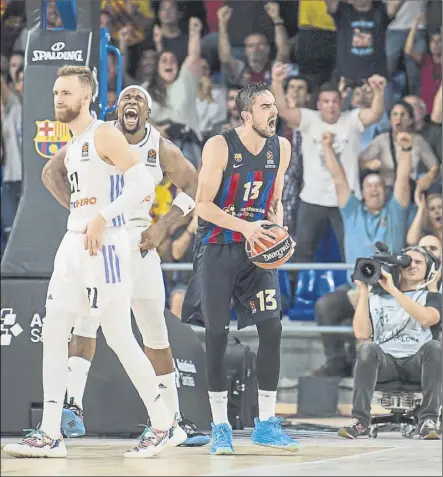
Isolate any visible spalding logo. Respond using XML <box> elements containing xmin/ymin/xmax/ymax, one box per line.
<box><xmin>32</xmin><ymin>41</ymin><xmax>83</xmax><ymax>62</ymax></box>
<box><xmin>262</xmin><ymin>239</ymin><xmax>291</xmax><ymax>262</ymax></box>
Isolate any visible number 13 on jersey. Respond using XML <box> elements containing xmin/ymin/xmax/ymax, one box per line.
<box><xmin>243</xmin><ymin>181</ymin><xmax>263</xmax><ymax>201</ymax></box>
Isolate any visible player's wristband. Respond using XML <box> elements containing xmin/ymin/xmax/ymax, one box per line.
<box><xmin>172</xmin><ymin>191</ymin><xmax>195</xmax><ymax>216</ymax></box>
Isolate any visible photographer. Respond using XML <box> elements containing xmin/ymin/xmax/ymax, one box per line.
<box><xmin>338</xmin><ymin>246</ymin><xmax>442</xmax><ymax>440</ymax></box>
<box><xmin>310</xmin><ymin>131</ymin><xmax>412</xmax><ymax>377</ymax></box>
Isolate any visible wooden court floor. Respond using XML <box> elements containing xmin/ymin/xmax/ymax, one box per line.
<box><xmin>2</xmin><ymin>433</ymin><xmax>441</xmax><ymax>476</ymax></box>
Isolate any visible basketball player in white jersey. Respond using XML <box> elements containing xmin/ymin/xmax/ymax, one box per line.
<box><xmin>3</xmin><ymin>67</ymin><xmax>175</xmax><ymax>459</ymax></box>
<box><xmin>39</xmin><ymin>85</ymin><xmax>209</xmax><ymax>447</ymax></box>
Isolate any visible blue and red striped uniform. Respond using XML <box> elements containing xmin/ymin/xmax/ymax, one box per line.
<box><xmin>200</xmin><ymin>130</ymin><xmax>280</xmax><ymax>245</ymax></box>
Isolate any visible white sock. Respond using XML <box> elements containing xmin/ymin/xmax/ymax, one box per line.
<box><xmin>40</xmin><ymin>307</ymin><xmax>77</xmax><ymax>439</ymax></box>
<box><xmin>100</xmin><ymin>307</ymin><xmax>172</xmax><ymax>431</ymax></box>
<box><xmin>208</xmin><ymin>391</ymin><xmax>229</xmax><ymax>425</ymax></box>
<box><xmin>258</xmin><ymin>390</ymin><xmax>277</xmax><ymax>422</ymax></box>
<box><xmin>157</xmin><ymin>372</ymin><xmax>181</xmax><ymax>419</ymax></box>
<box><xmin>67</xmin><ymin>356</ymin><xmax>91</xmax><ymax>409</ymax></box>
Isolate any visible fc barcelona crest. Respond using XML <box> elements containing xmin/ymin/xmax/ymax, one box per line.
<box><xmin>34</xmin><ymin>120</ymin><xmax>71</xmax><ymax>159</ymax></box>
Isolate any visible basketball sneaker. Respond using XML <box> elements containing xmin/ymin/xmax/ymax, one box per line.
<box><xmin>251</xmin><ymin>417</ymin><xmax>300</xmax><ymax>452</ymax></box>
<box><xmin>61</xmin><ymin>401</ymin><xmax>85</xmax><ymax>438</ymax></box>
<box><xmin>420</xmin><ymin>419</ymin><xmax>441</xmax><ymax>440</ymax></box>
<box><xmin>337</xmin><ymin>418</ymin><xmax>370</xmax><ymax>439</ymax></box>
<box><xmin>3</xmin><ymin>428</ymin><xmax>67</xmax><ymax>458</ymax></box>
<box><xmin>124</xmin><ymin>425</ymin><xmax>170</xmax><ymax>458</ymax></box>
<box><xmin>209</xmin><ymin>422</ymin><xmax>234</xmax><ymax>455</ymax></box>
<box><xmin>167</xmin><ymin>415</ymin><xmax>187</xmax><ymax>447</ymax></box>
<box><xmin>178</xmin><ymin>417</ymin><xmax>210</xmax><ymax>447</ymax></box>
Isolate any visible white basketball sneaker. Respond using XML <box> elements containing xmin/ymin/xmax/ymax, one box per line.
<box><xmin>124</xmin><ymin>425</ymin><xmax>170</xmax><ymax>458</ymax></box>
<box><xmin>3</xmin><ymin>429</ymin><xmax>67</xmax><ymax>458</ymax></box>
<box><xmin>166</xmin><ymin>415</ymin><xmax>187</xmax><ymax>448</ymax></box>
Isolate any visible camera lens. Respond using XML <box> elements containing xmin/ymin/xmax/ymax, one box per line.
<box><xmin>361</xmin><ymin>263</ymin><xmax>375</xmax><ymax>278</ymax></box>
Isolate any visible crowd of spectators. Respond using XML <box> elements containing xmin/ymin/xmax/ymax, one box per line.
<box><xmin>1</xmin><ymin>0</ymin><xmax>442</xmax><ymax>377</ymax></box>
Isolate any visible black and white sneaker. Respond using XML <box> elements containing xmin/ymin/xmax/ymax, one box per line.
<box><xmin>337</xmin><ymin>418</ymin><xmax>370</xmax><ymax>439</ymax></box>
<box><xmin>420</xmin><ymin>419</ymin><xmax>441</xmax><ymax>440</ymax></box>
<box><xmin>178</xmin><ymin>417</ymin><xmax>210</xmax><ymax>447</ymax></box>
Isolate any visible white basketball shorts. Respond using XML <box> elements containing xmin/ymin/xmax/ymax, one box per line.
<box><xmin>73</xmin><ymin>227</ymin><xmax>169</xmax><ymax>348</ymax></box>
<box><xmin>46</xmin><ymin>228</ymin><xmax>132</xmax><ymax>318</ymax></box>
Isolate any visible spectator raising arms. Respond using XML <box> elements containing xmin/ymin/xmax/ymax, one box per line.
<box><xmin>311</xmin><ymin>131</ymin><xmax>412</xmax><ymax>378</ymax></box>
<box><xmin>217</xmin><ymin>3</ymin><xmax>290</xmax><ymax>86</ymax></box>
<box><xmin>407</xmin><ymin>182</ymin><xmax>443</xmax><ymax>246</ymax></box>
<box><xmin>404</xmin><ymin>17</ymin><xmax>442</xmax><ymax>114</ymax></box>
<box><xmin>360</xmin><ymin>100</ymin><xmax>438</xmax><ymax>188</ymax></box>
<box><xmin>325</xmin><ymin>0</ymin><xmax>403</xmax><ymax>82</ymax></box>
<box><xmin>272</xmin><ymin>62</ymin><xmax>386</xmax><ymax>274</ymax></box>
<box><xmin>148</xmin><ymin>17</ymin><xmax>203</xmax><ymax>168</ymax></box>
<box><xmin>404</xmin><ymin>95</ymin><xmax>442</xmax><ymax>166</ymax></box>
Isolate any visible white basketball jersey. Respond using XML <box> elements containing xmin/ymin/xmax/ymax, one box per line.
<box><xmin>123</xmin><ymin>124</ymin><xmax>163</xmax><ymax>229</ymax></box>
<box><xmin>66</xmin><ymin>119</ymin><xmax>126</xmax><ymax>233</ymax></box>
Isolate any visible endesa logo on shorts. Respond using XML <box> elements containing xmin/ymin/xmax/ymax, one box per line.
<box><xmin>70</xmin><ymin>197</ymin><xmax>97</xmax><ymax>209</ymax></box>
<box><xmin>34</xmin><ymin>120</ymin><xmax>71</xmax><ymax>159</ymax></box>
<box><xmin>32</xmin><ymin>41</ymin><xmax>83</xmax><ymax>62</ymax></box>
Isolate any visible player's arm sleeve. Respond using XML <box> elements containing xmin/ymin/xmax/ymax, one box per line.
<box><xmin>95</xmin><ymin>124</ymin><xmax>155</xmax><ymax>222</ymax></box>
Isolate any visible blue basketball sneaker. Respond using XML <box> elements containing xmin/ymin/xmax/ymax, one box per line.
<box><xmin>209</xmin><ymin>422</ymin><xmax>234</xmax><ymax>455</ymax></box>
<box><xmin>251</xmin><ymin>417</ymin><xmax>300</xmax><ymax>452</ymax></box>
<box><xmin>178</xmin><ymin>418</ymin><xmax>210</xmax><ymax>447</ymax></box>
<box><xmin>61</xmin><ymin>402</ymin><xmax>85</xmax><ymax>438</ymax></box>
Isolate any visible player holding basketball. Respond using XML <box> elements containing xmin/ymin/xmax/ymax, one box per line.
<box><xmin>41</xmin><ymin>85</ymin><xmax>208</xmax><ymax>447</ymax></box>
<box><xmin>3</xmin><ymin>68</ymin><xmax>175</xmax><ymax>459</ymax></box>
<box><xmin>182</xmin><ymin>82</ymin><xmax>300</xmax><ymax>454</ymax></box>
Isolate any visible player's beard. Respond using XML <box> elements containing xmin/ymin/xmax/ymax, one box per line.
<box><xmin>55</xmin><ymin>100</ymin><xmax>82</xmax><ymax>123</ymax></box>
<box><xmin>120</xmin><ymin>116</ymin><xmax>141</xmax><ymax>135</ymax></box>
<box><xmin>252</xmin><ymin>123</ymin><xmax>272</xmax><ymax>138</ymax></box>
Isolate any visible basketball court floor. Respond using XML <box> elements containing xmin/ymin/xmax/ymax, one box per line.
<box><xmin>2</xmin><ymin>426</ymin><xmax>441</xmax><ymax>476</ymax></box>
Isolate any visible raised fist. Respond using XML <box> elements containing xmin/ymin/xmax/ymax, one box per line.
<box><xmin>271</xmin><ymin>62</ymin><xmax>289</xmax><ymax>83</ymax></box>
<box><xmin>265</xmin><ymin>2</ymin><xmax>281</xmax><ymax>22</ymax></box>
<box><xmin>321</xmin><ymin>132</ymin><xmax>335</xmax><ymax>147</ymax></box>
<box><xmin>189</xmin><ymin>17</ymin><xmax>202</xmax><ymax>33</ymax></box>
<box><xmin>396</xmin><ymin>132</ymin><xmax>413</xmax><ymax>150</ymax></box>
<box><xmin>217</xmin><ymin>5</ymin><xmax>233</xmax><ymax>25</ymax></box>
<box><xmin>368</xmin><ymin>74</ymin><xmax>387</xmax><ymax>91</ymax></box>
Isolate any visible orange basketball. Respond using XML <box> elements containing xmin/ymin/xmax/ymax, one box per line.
<box><xmin>245</xmin><ymin>224</ymin><xmax>293</xmax><ymax>269</ymax></box>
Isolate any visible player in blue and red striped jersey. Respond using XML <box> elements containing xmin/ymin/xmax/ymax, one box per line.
<box><xmin>182</xmin><ymin>82</ymin><xmax>300</xmax><ymax>455</ymax></box>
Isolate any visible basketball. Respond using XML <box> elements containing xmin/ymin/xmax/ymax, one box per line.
<box><xmin>245</xmin><ymin>224</ymin><xmax>293</xmax><ymax>269</ymax></box>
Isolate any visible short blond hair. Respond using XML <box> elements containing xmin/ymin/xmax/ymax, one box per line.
<box><xmin>57</xmin><ymin>65</ymin><xmax>97</xmax><ymax>99</ymax></box>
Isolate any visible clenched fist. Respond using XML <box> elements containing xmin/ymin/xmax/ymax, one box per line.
<box><xmin>396</xmin><ymin>132</ymin><xmax>413</xmax><ymax>150</ymax></box>
<box><xmin>265</xmin><ymin>2</ymin><xmax>282</xmax><ymax>22</ymax></box>
<box><xmin>217</xmin><ymin>5</ymin><xmax>233</xmax><ymax>26</ymax></box>
<box><xmin>367</xmin><ymin>74</ymin><xmax>387</xmax><ymax>91</ymax></box>
<box><xmin>321</xmin><ymin>132</ymin><xmax>335</xmax><ymax>147</ymax></box>
<box><xmin>189</xmin><ymin>17</ymin><xmax>202</xmax><ymax>34</ymax></box>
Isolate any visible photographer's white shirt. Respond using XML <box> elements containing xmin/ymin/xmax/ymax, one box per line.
<box><xmin>298</xmin><ymin>108</ymin><xmax>364</xmax><ymax>207</ymax></box>
<box><xmin>369</xmin><ymin>290</ymin><xmax>441</xmax><ymax>358</ymax></box>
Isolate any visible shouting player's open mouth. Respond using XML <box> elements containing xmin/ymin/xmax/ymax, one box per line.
<box><xmin>124</xmin><ymin>107</ymin><xmax>139</xmax><ymax>128</ymax></box>
<box><xmin>268</xmin><ymin>117</ymin><xmax>277</xmax><ymax>133</ymax></box>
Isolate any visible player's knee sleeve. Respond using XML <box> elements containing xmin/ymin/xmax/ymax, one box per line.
<box><xmin>72</xmin><ymin>316</ymin><xmax>100</xmax><ymax>339</ymax></box>
<box><xmin>100</xmin><ymin>307</ymin><xmax>135</xmax><ymax>354</ymax></box>
<box><xmin>205</xmin><ymin>329</ymin><xmax>229</xmax><ymax>392</ymax></box>
<box><xmin>256</xmin><ymin>319</ymin><xmax>282</xmax><ymax>391</ymax></box>
<box><xmin>131</xmin><ymin>298</ymin><xmax>170</xmax><ymax>349</ymax></box>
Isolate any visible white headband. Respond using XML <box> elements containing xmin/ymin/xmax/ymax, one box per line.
<box><xmin>118</xmin><ymin>85</ymin><xmax>152</xmax><ymax>110</ymax></box>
